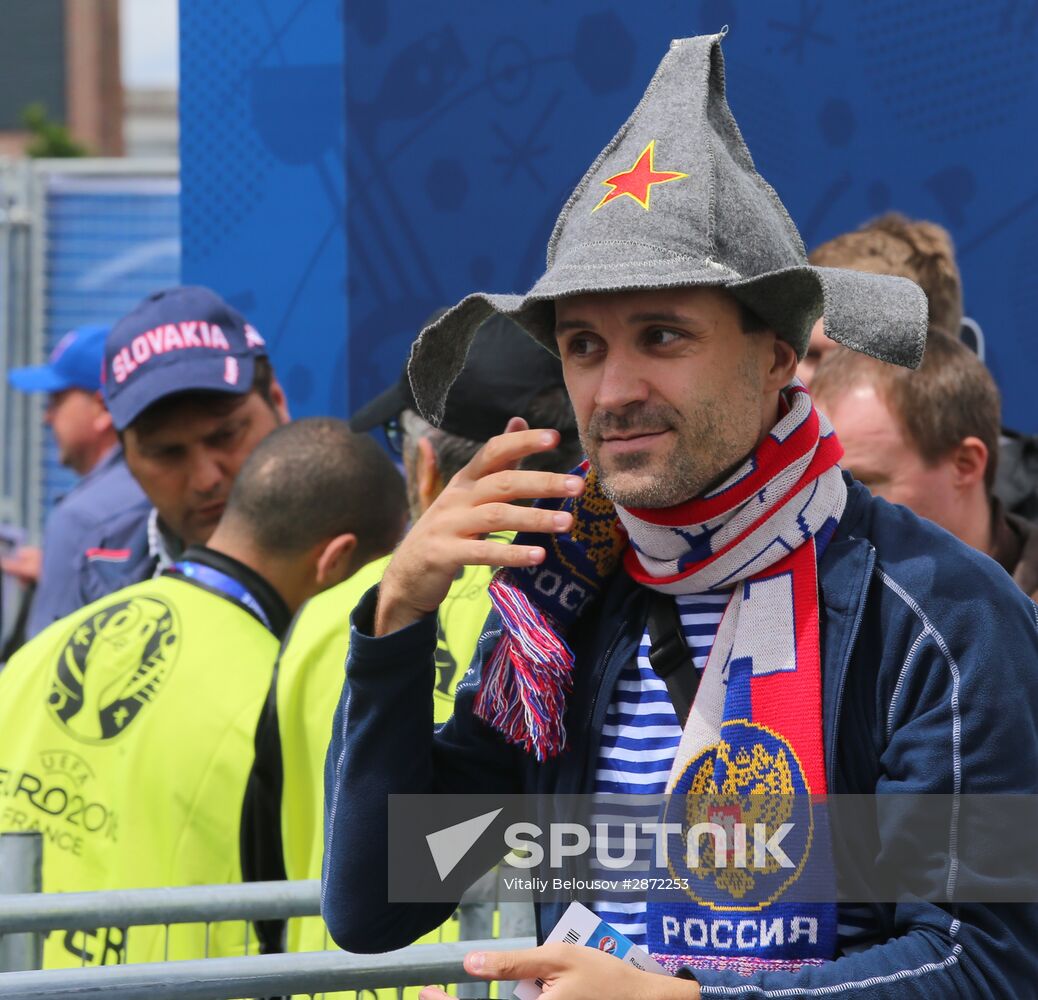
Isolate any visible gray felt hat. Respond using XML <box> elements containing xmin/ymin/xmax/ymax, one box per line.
<box><xmin>408</xmin><ymin>31</ymin><xmax>928</xmax><ymax>425</ymax></box>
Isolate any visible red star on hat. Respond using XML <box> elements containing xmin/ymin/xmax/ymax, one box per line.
<box><xmin>592</xmin><ymin>140</ymin><xmax>688</xmax><ymax>212</ymax></box>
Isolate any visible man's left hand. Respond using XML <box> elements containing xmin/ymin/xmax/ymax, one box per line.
<box><xmin>418</xmin><ymin>943</ymin><xmax>699</xmax><ymax>1000</ymax></box>
<box><xmin>1</xmin><ymin>545</ymin><xmax>41</xmax><ymax>586</ymax></box>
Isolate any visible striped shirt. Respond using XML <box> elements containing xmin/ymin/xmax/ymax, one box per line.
<box><xmin>590</xmin><ymin>591</ymin><xmax>729</xmax><ymax>945</ymax></box>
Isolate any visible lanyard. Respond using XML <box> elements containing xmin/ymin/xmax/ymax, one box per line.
<box><xmin>169</xmin><ymin>560</ymin><xmax>272</xmax><ymax>631</ymax></box>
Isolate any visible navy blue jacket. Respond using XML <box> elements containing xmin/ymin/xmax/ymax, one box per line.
<box><xmin>323</xmin><ymin>480</ymin><xmax>1038</xmax><ymax>997</ymax></box>
<box><xmin>72</xmin><ymin>503</ymin><xmax>174</xmax><ymax>611</ymax></box>
<box><xmin>27</xmin><ymin>447</ymin><xmax>148</xmax><ymax>637</ymax></box>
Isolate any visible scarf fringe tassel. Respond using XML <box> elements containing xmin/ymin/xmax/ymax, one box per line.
<box><xmin>473</xmin><ymin>575</ymin><xmax>574</xmax><ymax>762</ymax></box>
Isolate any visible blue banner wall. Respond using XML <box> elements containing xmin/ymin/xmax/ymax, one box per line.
<box><xmin>180</xmin><ymin>1</ymin><xmax>1038</xmax><ymax>430</ymax></box>
<box><xmin>179</xmin><ymin>0</ymin><xmax>347</xmax><ymax>417</ymax></box>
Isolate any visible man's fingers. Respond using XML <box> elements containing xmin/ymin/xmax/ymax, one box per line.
<box><xmin>504</xmin><ymin>416</ymin><xmax>529</xmax><ymax>434</ymax></box>
<box><xmin>461</xmin><ymin>502</ymin><xmax>574</xmax><ymax>537</ymax></box>
<box><xmin>1</xmin><ymin>555</ymin><xmax>37</xmax><ymax>585</ymax></box>
<box><xmin>418</xmin><ymin>988</ymin><xmax>455</xmax><ymax>1000</ymax></box>
<box><xmin>470</xmin><ymin>469</ymin><xmax>585</xmax><ymax>505</ymax></box>
<box><xmin>454</xmin><ymin>538</ymin><xmax>547</xmax><ymax>568</ymax></box>
<box><xmin>465</xmin><ymin>427</ymin><xmax>562</xmax><ymax>479</ymax></box>
<box><xmin>464</xmin><ymin>945</ymin><xmax>568</xmax><ymax>980</ymax></box>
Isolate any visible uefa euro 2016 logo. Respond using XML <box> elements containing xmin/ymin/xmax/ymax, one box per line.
<box><xmin>665</xmin><ymin>719</ymin><xmax>814</xmax><ymax>911</ymax></box>
<box><xmin>47</xmin><ymin>596</ymin><xmax>180</xmax><ymax>744</ymax></box>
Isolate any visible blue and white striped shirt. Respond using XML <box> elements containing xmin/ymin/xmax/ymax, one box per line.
<box><xmin>590</xmin><ymin>591</ymin><xmax>729</xmax><ymax>945</ymax></box>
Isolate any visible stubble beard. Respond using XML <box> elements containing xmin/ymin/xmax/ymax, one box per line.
<box><xmin>582</xmin><ymin>363</ymin><xmax>765</xmax><ymax>510</ymax></box>
<box><xmin>584</xmin><ymin>408</ymin><xmax>749</xmax><ymax>508</ymax></box>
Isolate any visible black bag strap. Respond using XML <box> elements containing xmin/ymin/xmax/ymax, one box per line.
<box><xmin>645</xmin><ymin>590</ymin><xmax>700</xmax><ymax>727</ymax></box>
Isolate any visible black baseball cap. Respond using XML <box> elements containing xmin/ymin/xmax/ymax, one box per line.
<box><xmin>350</xmin><ymin>314</ymin><xmax>565</xmax><ymax>442</ymax></box>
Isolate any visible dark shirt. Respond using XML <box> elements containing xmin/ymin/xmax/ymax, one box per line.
<box><xmin>989</xmin><ymin>496</ymin><xmax>1038</xmax><ymax>603</ymax></box>
<box><xmin>167</xmin><ymin>545</ymin><xmax>292</xmax><ymax>639</ymax></box>
<box><xmin>995</xmin><ymin>428</ymin><xmax>1038</xmax><ymax>522</ymax></box>
<box><xmin>166</xmin><ymin>543</ymin><xmax>291</xmax><ymax>953</ymax></box>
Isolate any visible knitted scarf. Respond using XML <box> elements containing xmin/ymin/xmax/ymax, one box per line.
<box><xmin>474</xmin><ymin>382</ymin><xmax>846</xmax><ymax>971</ymax></box>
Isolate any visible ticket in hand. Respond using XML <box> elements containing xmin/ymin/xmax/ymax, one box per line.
<box><xmin>513</xmin><ymin>902</ymin><xmax>668</xmax><ymax>1000</ymax></box>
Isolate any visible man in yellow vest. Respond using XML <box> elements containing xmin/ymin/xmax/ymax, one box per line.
<box><xmin>0</xmin><ymin>418</ymin><xmax>407</xmax><ymax>968</ymax></box>
<box><xmin>277</xmin><ymin>315</ymin><xmax>583</xmax><ymax>957</ymax></box>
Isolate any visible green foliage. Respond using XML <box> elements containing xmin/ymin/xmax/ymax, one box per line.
<box><xmin>21</xmin><ymin>103</ymin><xmax>88</xmax><ymax>158</ymax></box>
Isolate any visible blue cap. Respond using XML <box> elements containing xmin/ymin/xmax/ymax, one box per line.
<box><xmin>102</xmin><ymin>286</ymin><xmax>268</xmax><ymax>431</ymax></box>
<box><xmin>8</xmin><ymin>324</ymin><xmax>110</xmax><ymax>394</ymax></box>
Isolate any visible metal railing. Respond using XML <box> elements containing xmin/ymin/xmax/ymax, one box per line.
<box><xmin>0</xmin><ymin>878</ymin><xmax>322</xmax><ymax>937</ymax></box>
<box><xmin>0</xmin><ymin>832</ymin><xmax>536</xmax><ymax>998</ymax></box>
<box><xmin>0</xmin><ymin>938</ymin><xmax>537</xmax><ymax>1000</ymax></box>
<box><xmin>0</xmin><ymin>831</ymin><xmax>43</xmax><ymax>973</ymax></box>
<box><xmin>0</xmin><ymin>158</ymin><xmax>36</xmax><ymax>535</ymax></box>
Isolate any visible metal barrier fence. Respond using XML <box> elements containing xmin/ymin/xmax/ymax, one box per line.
<box><xmin>0</xmin><ymin>157</ymin><xmax>179</xmax><ymax>541</ymax></box>
<box><xmin>35</xmin><ymin>159</ymin><xmax>180</xmax><ymax>518</ymax></box>
<box><xmin>0</xmin><ymin>830</ymin><xmax>43</xmax><ymax>973</ymax></box>
<box><xmin>0</xmin><ymin>159</ymin><xmax>36</xmax><ymax>652</ymax></box>
<box><xmin>0</xmin><ymin>161</ymin><xmax>35</xmax><ymax>531</ymax></box>
<box><xmin>0</xmin><ymin>939</ymin><xmax>536</xmax><ymax>1000</ymax></box>
<box><xmin>0</xmin><ymin>832</ymin><xmax>536</xmax><ymax>999</ymax></box>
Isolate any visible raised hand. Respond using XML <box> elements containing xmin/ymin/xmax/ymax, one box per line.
<box><xmin>375</xmin><ymin>418</ymin><xmax>585</xmax><ymax>637</ymax></box>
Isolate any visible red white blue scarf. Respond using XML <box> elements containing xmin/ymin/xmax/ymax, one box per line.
<box><xmin>474</xmin><ymin>382</ymin><xmax>845</xmax><ymax>971</ymax></box>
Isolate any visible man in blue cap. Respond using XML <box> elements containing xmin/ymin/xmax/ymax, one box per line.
<box><xmin>5</xmin><ymin>325</ymin><xmax>147</xmax><ymax>639</ymax></box>
<box><xmin>71</xmin><ymin>286</ymin><xmax>289</xmax><ymax>608</ymax></box>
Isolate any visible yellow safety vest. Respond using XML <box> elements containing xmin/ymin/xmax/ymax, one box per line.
<box><xmin>277</xmin><ymin>542</ymin><xmax>505</xmax><ymax>959</ymax></box>
<box><xmin>0</xmin><ymin>575</ymin><xmax>278</xmax><ymax>967</ymax></box>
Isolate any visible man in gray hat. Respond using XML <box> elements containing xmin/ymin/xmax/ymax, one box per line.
<box><xmin>322</xmin><ymin>32</ymin><xmax>1038</xmax><ymax>997</ymax></box>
